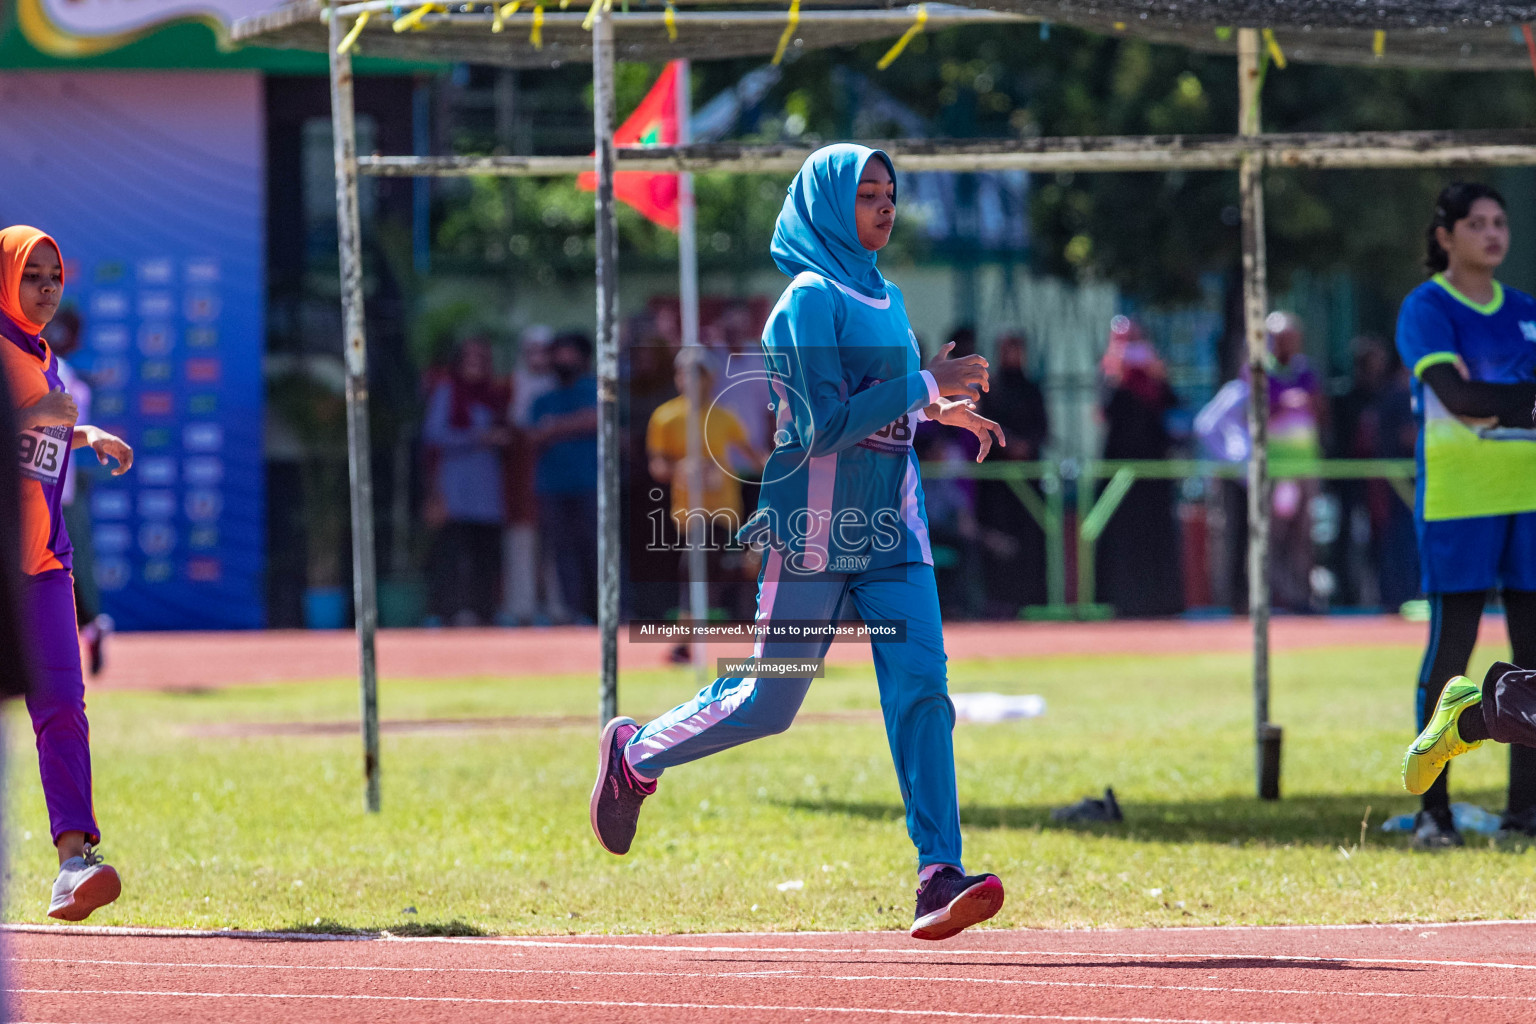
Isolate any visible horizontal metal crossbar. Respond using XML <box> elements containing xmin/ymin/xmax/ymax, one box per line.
<box><xmin>357</xmin><ymin>130</ymin><xmax>1536</xmax><ymax>177</ymax></box>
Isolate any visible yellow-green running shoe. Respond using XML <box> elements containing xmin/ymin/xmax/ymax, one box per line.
<box><xmin>1403</xmin><ymin>676</ymin><xmax>1485</xmax><ymax>795</ymax></box>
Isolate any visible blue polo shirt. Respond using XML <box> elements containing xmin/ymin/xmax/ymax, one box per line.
<box><xmin>530</xmin><ymin>374</ymin><xmax>598</xmax><ymax>496</ymax></box>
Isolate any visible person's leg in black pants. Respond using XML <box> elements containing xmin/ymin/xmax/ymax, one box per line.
<box><xmin>427</xmin><ymin>523</ymin><xmax>462</xmax><ymax>622</ymax></box>
<box><xmin>538</xmin><ymin>499</ymin><xmax>572</xmax><ymax>623</ymax></box>
<box><xmin>546</xmin><ymin>495</ymin><xmax>598</xmax><ymax>624</ymax></box>
<box><xmin>573</xmin><ymin>492</ymin><xmax>599</xmax><ymax>622</ymax></box>
<box><xmin>1416</xmin><ymin>590</ymin><xmax>1487</xmax><ymax>822</ymax></box>
<box><xmin>1501</xmin><ymin>589</ymin><xmax>1536</xmax><ymax>827</ymax></box>
<box><xmin>467</xmin><ymin>523</ymin><xmax>503</xmax><ymax>626</ymax></box>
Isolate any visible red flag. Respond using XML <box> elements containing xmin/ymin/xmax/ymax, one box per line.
<box><xmin>578</xmin><ymin>61</ymin><xmax>681</xmax><ymax>231</ymax></box>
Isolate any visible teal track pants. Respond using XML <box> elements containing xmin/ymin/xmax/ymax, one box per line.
<box><xmin>623</xmin><ymin>549</ymin><xmax>962</xmax><ymax>869</ymax></box>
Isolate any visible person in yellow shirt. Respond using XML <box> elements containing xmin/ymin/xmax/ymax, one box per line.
<box><xmin>646</xmin><ymin>348</ymin><xmax>765</xmax><ymax>662</ymax></box>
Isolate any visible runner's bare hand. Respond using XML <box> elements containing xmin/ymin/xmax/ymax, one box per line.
<box><xmin>933</xmin><ymin>399</ymin><xmax>1006</xmax><ymax>462</ymax></box>
<box><xmin>21</xmin><ymin>388</ymin><xmax>77</xmax><ymax>429</ymax></box>
<box><xmin>81</xmin><ymin>427</ymin><xmax>134</xmax><ymax>476</ymax></box>
<box><xmin>926</xmin><ymin>342</ymin><xmax>989</xmax><ymax>400</ymax></box>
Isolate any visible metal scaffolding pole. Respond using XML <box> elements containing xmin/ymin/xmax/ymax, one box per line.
<box><xmin>1238</xmin><ymin>28</ymin><xmax>1281</xmax><ymax>801</ymax></box>
<box><xmin>593</xmin><ymin>7</ymin><xmax>621</xmax><ymax>726</ymax></box>
<box><xmin>327</xmin><ymin>2</ymin><xmax>381</xmax><ymax>812</ymax></box>
<box><xmin>355</xmin><ymin>129</ymin><xmax>1536</xmax><ymax>178</ymax></box>
<box><xmin>677</xmin><ymin>60</ymin><xmax>710</xmax><ymax>686</ymax></box>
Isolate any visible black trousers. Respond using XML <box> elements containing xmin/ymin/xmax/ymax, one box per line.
<box><xmin>1417</xmin><ymin>590</ymin><xmax>1536</xmax><ymax>814</ymax></box>
<box><xmin>429</xmin><ymin>520</ymin><xmax>503</xmax><ymax>624</ymax></box>
<box><xmin>539</xmin><ymin>493</ymin><xmax>598</xmax><ymax>623</ymax></box>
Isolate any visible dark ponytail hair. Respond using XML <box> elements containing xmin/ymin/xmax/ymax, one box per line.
<box><xmin>1425</xmin><ymin>181</ymin><xmax>1506</xmax><ymax>274</ymax></box>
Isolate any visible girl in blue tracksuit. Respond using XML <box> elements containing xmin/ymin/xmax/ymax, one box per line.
<box><xmin>591</xmin><ymin>144</ymin><xmax>1009</xmax><ymax>941</ymax></box>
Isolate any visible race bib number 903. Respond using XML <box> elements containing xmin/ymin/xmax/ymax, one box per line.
<box><xmin>17</xmin><ymin>425</ymin><xmax>69</xmax><ymax>485</ymax></box>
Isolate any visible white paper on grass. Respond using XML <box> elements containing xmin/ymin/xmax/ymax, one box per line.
<box><xmin>949</xmin><ymin>692</ymin><xmax>1046</xmax><ymax>723</ymax></box>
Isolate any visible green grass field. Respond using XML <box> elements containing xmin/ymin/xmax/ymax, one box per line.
<box><xmin>7</xmin><ymin>639</ymin><xmax>1536</xmax><ymax>935</ymax></box>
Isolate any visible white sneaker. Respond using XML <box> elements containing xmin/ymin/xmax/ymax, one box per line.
<box><xmin>48</xmin><ymin>846</ymin><xmax>121</xmax><ymax>921</ymax></box>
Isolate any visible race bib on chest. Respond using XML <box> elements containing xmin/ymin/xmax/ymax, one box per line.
<box><xmin>858</xmin><ymin>413</ymin><xmax>914</xmax><ymax>454</ymax></box>
<box><xmin>850</xmin><ymin>377</ymin><xmax>916</xmax><ymax>455</ymax></box>
<box><xmin>17</xmin><ymin>425</ymin><xmax>69</xmax><ymax>485</ymax></box>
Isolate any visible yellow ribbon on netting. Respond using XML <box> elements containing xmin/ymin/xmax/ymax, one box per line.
<box><xmin>771</xmin><ymin>0</ymin><xmax>799</xmax><ymax>65</ymax></box>
<box><xmin>876</xmin><ymin>4</ymin><xmax>928</xmax><ymax>70</ymax></box>
<box><xmin>493</xmin><ymin>0</ymin><xmax>520</xmax><ymax>32</ymax></box>
<box><xmin>664</xmin><ymin>0</ymin><xmax>677</xmax><ymax>41</ymax></box>
<box><xmin>393</xmin><ymin>2</ymin><xmax>443</xmax><ymax>32</ymax></box>
<box><xmin>1261</xmin><ymin>28</ymin><xmax>1286</xmax><ymax>68</ymax></box>
<box><xmin>582</xmin><ymin>0</ymin><xmax>612</xmax><ymax>30</ymax></box>
<box><xmin>530</xmin><ymin>3</ymin><xmax>544</xmax><ymax>46</ymax></box>
<box><xmin>1373</xmin><ymin>29</ymin><xmax>1386</xmax><ymax>58</ymax></box>
<box><xmin>338</xmin><ymin>9</ymin><xmax>370</xmax><ymax>51</ymax></box>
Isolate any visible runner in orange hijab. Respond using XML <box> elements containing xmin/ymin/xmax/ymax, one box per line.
<box><xmin>2</xmin><ymin>225</ymin><xmax>131</xmax><ymax>921</ymax></box>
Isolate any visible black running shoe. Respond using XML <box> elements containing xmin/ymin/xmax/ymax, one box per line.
<box><xmin>1499</xmin><ymin>806</ymin><xmax>1536</xmax><ymax>837</ymax></box>
<box><xmin>1411</xmin><ymin>807</ymin><xmax>1464</xmax><ymax>850</ymax></box>
<box><xmin>589</xmin><ymin>717</ymin><xmax>656</xmax><ymax>855</ymax></box>
<box><xmin>1050</xmin><ymin>787</ymin><xmax>1123</xmax><ymax>823</ymax></box>
<box><xmin>910</xmin><ymin>867</ymin><xmax>1005</xmax><ymax>940</ymax></box>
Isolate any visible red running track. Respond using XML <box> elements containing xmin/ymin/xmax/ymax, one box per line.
<box><xmin>11</xmin><ymin>920</ymin><xmax>1536</xmax><ymax>1023</ymax></box>
<box><xmin>92</xmin><ymin>616</ymin><xmax>1466</xmax><ymax>691</ymax></box>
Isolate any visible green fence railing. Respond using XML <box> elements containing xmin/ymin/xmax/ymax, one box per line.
<box><xmin>919</xmin><ymin>458</ymin><xmax>1416</xmax><ymax>620</ymax></box>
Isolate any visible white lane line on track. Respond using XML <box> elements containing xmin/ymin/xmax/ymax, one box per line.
<box><xmin>626</xmin><ymin>919</ymin><xmax>1536</xmax><ymax>938</ymax></box>
<box><xmin>18</xmin><ymin>959</ymin><xmax>1536</xmax><ymax>1002</ymax></box>
<box><xmin>3</xmin><ymin>989</ymin><xmax>1321</xmax><ymax>1023</ymax></box>
<box><xmin>1</xmin><ymin>925</ymin><xmax>374</xmax><ymax>942</ymax></box>
<box><xmin>1091</xmin><ymin>919</ymin><xmax>1536</xmax><ymax>935</ymax></box>
<box><xmin>380</xmin><ymin>936</ymin><xmax>1536</xmax><ymax>972</ymax></box>
<box><xmin>8</xmin><ymin>919</ymin><xmax>1535</xmax><ymax>942</ymax></box>
<box><xmin>14</xmin><ymin>958</ymin><xmax>541</xmax><ymax>975</ymax></box>
<box><xmin>6</xmin><ymin>918</ymin><xmax>1536</xmax><ymax>949</ymax></box>
<box><xmin>571</xmin><ymin>921</ymin><xmax>1536</xmax><ymax>939</ymax></box>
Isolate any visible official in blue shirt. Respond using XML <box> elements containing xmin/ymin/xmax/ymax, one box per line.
<box><xmin>589</xmin><ymin>145</ymin><xmax>1014</xmax><ymax>941</ymax></box>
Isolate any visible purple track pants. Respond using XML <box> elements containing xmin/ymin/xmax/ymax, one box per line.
<box><xmin>23</xmin><ymin>569</ymin><xmax>98</xmax><ymax>844</ymax></box>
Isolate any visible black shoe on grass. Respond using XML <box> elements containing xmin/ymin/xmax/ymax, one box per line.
<box><xmin>1411</xmin><ymin>807</ymin><xmax>1464</xmax><ymax>850</ymax></box>
<box><xmin>589</xmin><ymin>717</ymin><xmax>656</xmax><ymax>855</ymax></box>
<box><xmin>1050</xmin><ymin>787</ymin><xmax>1123</xmax><ymax>823</ymax></box>
<box><xmin>1499</xmin><ymin>806</ymin><xmax>1536</xmax><ymax>837</ymax></box>
<box><xmin>909</xmin><ymin>868</ymin><xmax>1005</xmax><ymax>941</ymax></box>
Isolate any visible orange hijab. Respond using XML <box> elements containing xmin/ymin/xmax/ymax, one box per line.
<box><xmin>0</xmin><ymin>225</ymin><xmax>64</xmax><ymax>337</ymax></box>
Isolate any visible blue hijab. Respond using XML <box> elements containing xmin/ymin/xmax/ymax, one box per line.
<box><xmin>770</xmin><ymin>144</ymin><xmax>895</xmax><ymax>300</ymax></box>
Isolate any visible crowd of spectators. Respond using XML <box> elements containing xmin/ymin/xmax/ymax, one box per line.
<box><xmin>417</xmin><ymin>306</ymin><xmax>1421</xmax><ymax>627</ymax></box>
<box><xmin>1197</xmin><ymin>315</ymin><xmax>1422</xmax><ymax>617</ymax></box>
<box><xmin>421</xmin><ymin>330</ymin><xmax>599</xmax><ymax>627</ymax></box>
